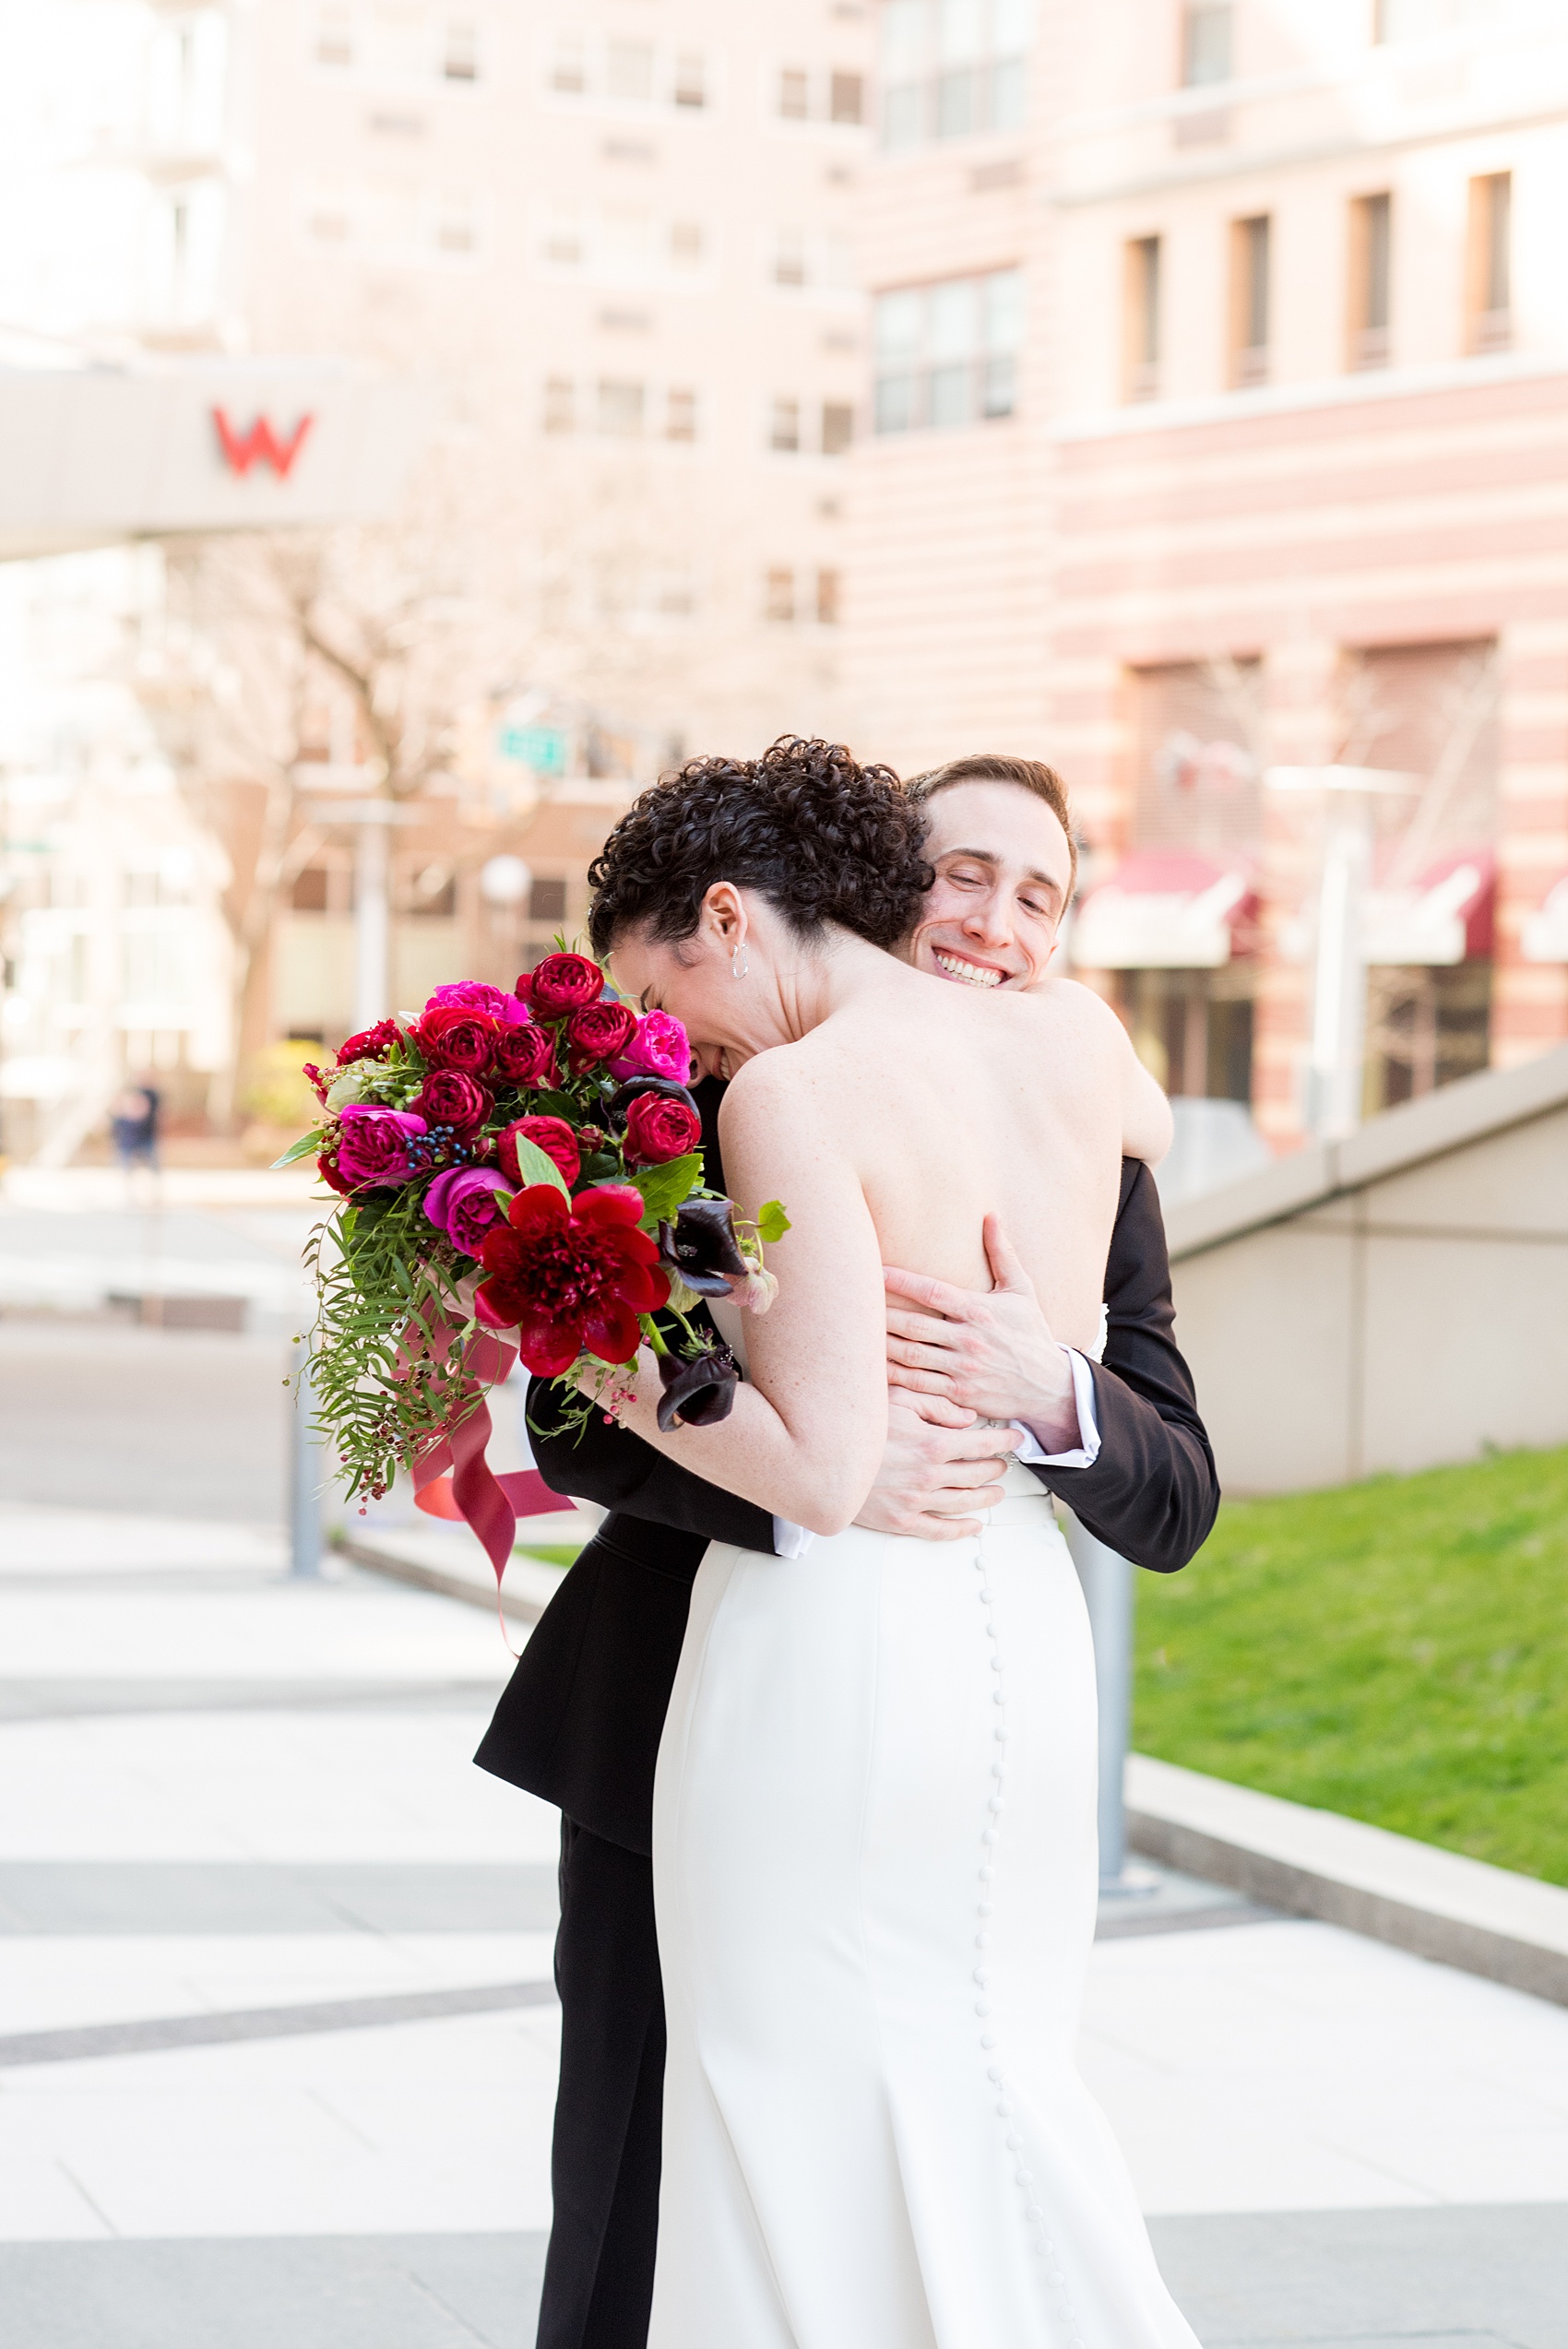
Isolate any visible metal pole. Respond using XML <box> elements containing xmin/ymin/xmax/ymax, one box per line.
<box><xmin>1061</xmin><ymin>1508</ymin><xmax>1146</xmax><ymax>1892</ymax></box>
<box><xmin>353</xmin><ymin>802</ymin><xmax>392</xmax><ymax>1029</ymax></box>
<box><xmin>1309</xmin><ymin>801</ymin><xmax>1371</xmax><ymax>1141</ymax></box>
<box><xmin>290</xmin><ymin>1356</ymin><xmax>324</xmax><ymax>1579</ymax></box>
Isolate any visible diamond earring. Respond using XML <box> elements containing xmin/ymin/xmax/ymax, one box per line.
<box><xmin>731</xmin><ymin>943</ymin><xmax>749</xmax><ymax>980</ymax></box>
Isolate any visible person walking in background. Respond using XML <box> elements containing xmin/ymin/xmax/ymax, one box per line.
<box><xmin>109</xmin><ymin>1079</ymin><xmax>160</xmax><ymax>1196</ymax></box>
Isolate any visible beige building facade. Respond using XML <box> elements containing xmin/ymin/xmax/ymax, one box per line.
<box><xmin>847</xmin><ymin>0</ymin><xmax>1568</xmax><ymax>1153</ymax></box>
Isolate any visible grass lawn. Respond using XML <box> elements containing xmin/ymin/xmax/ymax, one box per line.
<box><xmin>1132</xmin><ymin>1443</ymin><xmax>1568</xmax><ymax>1888</ymax></box>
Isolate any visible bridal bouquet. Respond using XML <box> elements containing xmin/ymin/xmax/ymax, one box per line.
<box><xmin>279</xmin><ymin>953</ymin><xmax>786</xmax><ymax>1576</ymax></box>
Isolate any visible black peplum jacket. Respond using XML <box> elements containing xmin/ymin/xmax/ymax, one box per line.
<box><xmin>474</xmin><ymin>1086</ymin><xmax>1219</xmax><ymax>1856</ymax></box>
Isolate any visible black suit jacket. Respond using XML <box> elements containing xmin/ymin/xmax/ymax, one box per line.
<box><xmin>475</xmin><ymin>1090</ymin><xmax>1218</xmax><ymax>1853</ymax></box>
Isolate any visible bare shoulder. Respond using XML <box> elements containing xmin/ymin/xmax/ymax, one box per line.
<box><xmin>717</xmin><ymin>1040</ymin><xmax>836</xmax><ymax>1149</ymax></box>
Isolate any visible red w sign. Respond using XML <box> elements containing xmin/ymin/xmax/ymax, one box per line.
<box><xmin>211</xmin><ymin>408</ymin><xmax>315</xmax><ymax>479</ymax></box>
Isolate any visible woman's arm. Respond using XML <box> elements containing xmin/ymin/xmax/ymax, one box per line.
<box><xmin>597</xmin><ymin>1051</ymin><xmax>890</xmax><ymax>1535</ymax></box>
<box><xmin>1118</xmin><ymin>1026</ymin><xmax>1173</xmax><ymax>1166</ymax></box>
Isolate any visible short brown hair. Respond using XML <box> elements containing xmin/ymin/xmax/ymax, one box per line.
<box><xmin>905</xmin><ymin>754</ymin><xmax>1078</xmax><ymax>893</ymax></box>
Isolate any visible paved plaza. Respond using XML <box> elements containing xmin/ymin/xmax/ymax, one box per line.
<box><xmin>0</xmin><ymin>1269</ymin><xmax>1565</xmax><ymax>2346</ymax></box>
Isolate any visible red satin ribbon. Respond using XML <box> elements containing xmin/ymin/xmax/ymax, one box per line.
<box><xmin>398</xmin><ymin>1299</ymin><xmax>576</xmax><ymax>1631</ymax></box>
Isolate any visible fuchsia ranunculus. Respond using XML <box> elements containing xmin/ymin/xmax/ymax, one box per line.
<box><xmin>609</xmin><ymin>1010</ymin><xmax>693</xmax><ymax>1086</ymax></box>
<box><xmin>426</xmin><ymin>981</ymin><xmax>529</xmax><ymax>1026</ymax></box>
<box><xmin>334</xmin><ymin>1106</ymin><xmax>427</xmax><ymax>1188</ymax></box>
<box><xmin>422</xmin><ymin>1165</ymin><xmax>512</xmax><ymax>1256</ymax></box>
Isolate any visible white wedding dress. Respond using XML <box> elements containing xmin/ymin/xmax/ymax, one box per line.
<box><xmin>647</xmin><ymin>1453</ymin><xmax>1203</xmax><ymax>2348</ymax></box>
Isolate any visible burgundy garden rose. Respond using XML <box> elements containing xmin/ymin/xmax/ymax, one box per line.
<box><xmin>422</xmin><ymin>1165</ymin><xmax>513</xmax><ymax>1256</ymax></box>
<box><xmin>411</xmin><ymin>1068</ymin><xmax>491</xmax><ymax>1133</ymax></box>
<box><xmin>334</xmin><ymin>1106</ymin><xmax>427</xmax><ymax>1188</ymax></box>
<box><xmin>476</xmin><ymin>1183</ymin><xmax>670</xmax><ymax>1374</ymax></box>
<box><xmin>609</xmin><ymin>1010</ymin><xmax>693</xmax><ymax>1085</ymax></box>
<box><xmin>337</xmin><ymin>1017</ymin><xmax>401</xmax><ymax>1066</ymax></box>
<box><xmin>426</xmin><ymin>980</ymin><xmax>529</xmax><ymax>1026</ymax></box>
<box><xmin>490</xmin><ymin>1021</ymin><xmax>559</xmax><ymax>1090</ymax></box>
<box><xmin>623</xmin><ymin>1090</ymin><xmax>702</xmax><ymax>1167</ymax></box>
<box><xmin>410</xmin><ymin>1002</ymin><xmax>499</xmax><ymax>1074</ymax></box>
<box><xmin>496</xmin><ymin>1114</ymin><xmax>581</xmax><ymax>1188</ymax></box>
<box><xmin>316</xmin><ymin>1150</ymin><xmax>356</xmax><ymax>1196</ymax></box>
<box><xmin>520</xmin><ymin>952</ymin><xmax>603</xmax><ymax>1017</ymax></box>
<box><xmin>566</xmin><ymin>999</ymin><xmax>637</xmax><ymax>1074</ymax></box>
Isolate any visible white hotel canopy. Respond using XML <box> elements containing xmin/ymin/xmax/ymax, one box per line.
<box><xmin>0</xmin><ymin>362</ymin><xmax>436</xmax><ymax>560</ymax></box>
<box><xmin>1072</xmin><ymin>850</ymin><xmax>1257</xmax><ymax>970</ymax></box>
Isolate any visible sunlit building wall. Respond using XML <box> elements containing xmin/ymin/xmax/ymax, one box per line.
<box><xmin>848</xmin><ymin>0</ymin><xmax>1568</xmax><ymax>1156</ymax></box>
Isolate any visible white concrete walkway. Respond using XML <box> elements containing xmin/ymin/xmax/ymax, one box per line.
<box><xmin>2</xmin><ymin>1501</ymin><xmax>1566</xmax><ymax>2344</ymax></box>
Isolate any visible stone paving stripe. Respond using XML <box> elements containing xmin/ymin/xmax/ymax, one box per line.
<box><xmin>1094</xmin><ymin>1898</ymin><xmax>1282</xmax><ymax>1940</ymax></box>
<box><xmin>0</xmin><ymin>1860</ymin><xmax>559</xmax><ymax>1936</ymax></box>
<box><xmin>0</xmin><ymin>2233</ymin><xmax>549</xmax><ymax>2349</ymax></box>
<box><xmin>0</xmin><ymin>1677</ymin><xmax>504</xmax><ymax>1721</ymax></box>
<box><xmin>0</xmin><ymin>1976</ymin><xmax>558</xmax><ymax>2069</ymax></box>
<box><xmin>1146</xmin><ymin>2203</ymin><xmax>1568</xmax><ymax>2349</ymax></box>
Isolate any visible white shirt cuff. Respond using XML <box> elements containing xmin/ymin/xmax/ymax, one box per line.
<box><xmin>773</xmin><ymin>1514</ymin><xmax>815</xmax><ymax>1560</ymax></box>
<box><xmin>1010</xmin><ymin>1349</ymin><xmax>1101</xmax><ymax>1471</ymax></box>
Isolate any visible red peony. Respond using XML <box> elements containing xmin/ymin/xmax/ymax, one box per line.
<box><xmin>476</xmin><ymin>1183</ymin><xmax>670</xmax><ymax>1374</ymax></box>
<box><xmin>497</xmin><ymin>1114</ymin><xmax>581</xmax><ymax>1189</ymax></box>
<box><xmin>410</xmin><ymin>1002</ymin><xmax>499</xmax><ymax>1074</ymax></box>
<box><xmin>338</xmin><ymin>1017</ymin><xmax>401</xmax><ymax>1066</ymax></box>
<box><xmin>567</xmin><ymin>999</ymin><xmax>636</xmax><ymax>1074</ymax></box>
<box><xmin>623</xmin><ymin>1090</ymin><xmax>703</xmax><ymax>1166</ymax></box>
<box><xmin>411</xmin><ymin>1068</ymin><xmax>491</xmax><ymax>1133</ymax></box>
<box><xmin>521</xmin><ymin>952</ymin><xmax>603</xmax><ymax>1017</ymax></box>
<box><xmin>491</xmin><ymin>1021</ymin><xmax>559</xmax><ymax>1090</ymax></box>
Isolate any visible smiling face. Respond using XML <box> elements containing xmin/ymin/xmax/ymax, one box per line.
<box><xmin>902</xmin><ymin>780</ymin><xmax>1075</xmax><ymax>991</ymax></box>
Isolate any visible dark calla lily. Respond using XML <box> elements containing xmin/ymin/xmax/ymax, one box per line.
<box><xmin>606</xmin><ymin>1074</ymin><xmax>700</xmax><ymax>1131</ymax></box>
<box><xmin>656</xmin><ymin>1197</ymin><xmax>749</xmax><ymax>1298</ymax></box>
<box><xmin>656</xmin><ymin>1342</ymin><xmax>740</xmax><ymax>1432</ymax></box>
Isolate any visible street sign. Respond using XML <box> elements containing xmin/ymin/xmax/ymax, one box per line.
<box><xmin>498</xmin><ymin>724</ymin><xmax>568</xmax><ymax>773</ymax></box>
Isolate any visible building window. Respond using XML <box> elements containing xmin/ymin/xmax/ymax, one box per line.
<box><xmin>1123</xmin><ymin>234</ymin><xmax>1161</xmax><ymax>401</ymax></box>
<box><xmin>830</xmin><ymin>71</ymin><xmax>864</xmax><ymax>125</ymax></box>
<box><xmin>444</xmin><ymin>19</ymin><xmax>479</xmax><ymax>81</ymax></box>
<box><xmin>773</xmin><ymin>231</ymin><xmax>807</xmax><ymax>287</ymax></box>
<box><xmin>669</xmin><ymin>219</ymin><xmax>705</xmax><ymax>268</ymax></box>
<box><xmin>315</xmin><ymin>2</ymin><xmax>353</xmax><ymax>67</ymax></box>
<box><xmin>673</xmin><ymin>50</ymin><xmax>707</xmax><ymax>107</ymax></box>
<box><xmin>529</xmin><ymin>876</ymin><xmax>568</xmax><ymax>923</ymax></box>
<box><xmin>291</xmin><ymin>866</ymin><xmax>330</xmax><ymax>913</ymax></box>
<box><xmin>765</xmin><ymin>567</ymin><xmax>795</xmax><ymax>623</ymax></box>
<box><xmin>1229</xmin><ymin>214</ymin><xmax>1270</xmax><ymax>386</ymax></box>
<box><xmin>821</xmin><ymin>398</ymin><xmax>854</xmax><ymax>454</ymax></box>
<box><xmin>550</xmin><ymin>33</ymin><xmax>588</xmax><ymax>93</ymax></box>
<box><xmin>778</xmin><ymin>66</ymin><xmax>810</xmax><ymax>119</ymax></box>
<box><xmin>543</xmin><ymin>376</ymin><xmax>575</xmax><ymax>433</ymax></box>
<box><xmin>873</xmin><ymin>267</ymin><xmax>1024</xmax><ymax>433</ymax></box>
<box><xmin>597</xmin><ymin>378</ymin><xmax>645</xmax><ymax>435</ymax></box>
<box><xmin>770</xmin><ymin>396</ymin><xmax>802</xmax><ymax>451</ymax></box>
<box><xmin>879</xmin><ymin>0</ymin><xmax>1034</xmax><ymax>150</ymax></box>
<box><xmin>815</xmin><ymin>567</ymin><xmax>841</xmax><ymax>624</ymax></box>
<box><xmin>1182</xmin><ymin>2</ymin><xmax>1231</xmax><ymax>84</ymax></box>
<box><xmin>1467</xmin><ymin>172</ymin><xmax>1512</xmax><ymax>352</ymax></box>
<box><xmin>1348</xmin><ymin>193</ymin><xmax>1391</xmax><ymax>371</ymax></box>
<box><xmin>665</xmin><ymin>386</ymin><xmax>698</xmax><ymax>441</ymax></box>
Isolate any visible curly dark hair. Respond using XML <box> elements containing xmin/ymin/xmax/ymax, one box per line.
<box><xmin>587</xmin><ymin>736</ymin><xmax>932</xmax><ymax>957</ymax></box>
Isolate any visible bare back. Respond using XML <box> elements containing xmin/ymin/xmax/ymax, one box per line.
<box><xmin>723</xmin><ymin>955</ymin><xmax>1123</xmax><ymax>1354</ymax></box>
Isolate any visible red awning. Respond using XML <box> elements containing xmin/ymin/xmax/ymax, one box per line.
<box><xmin>1363</xmin><ymin>851</ymin><xmax>1494</xmax><ymax>967</ymax></box>
<box><xmin>1071</xmin><ymin>850</ymin><xmax>1258</xmax><ymax>970</ymax></box>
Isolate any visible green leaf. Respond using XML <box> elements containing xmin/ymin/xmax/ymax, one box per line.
<box><xmin>534</xmin><ymin>1089</ymin><xmax>576</xmax><ymax>1121</ymax></box>
<box><xmin>757</xmin><ymin>1198</ymin><xmax>792</xmax><ymax>1244</ymax></box>
<box><xmin>272</xmin><ymin>1127</ymin><xmax>324</xmax><ymax>1169</ymax></box>
<box><xmin>511</xmin><ymin>1135</ymin><xmax>571</xmax><ymax>1197</ymax></box>
<box><xmin>628</xmin><ymin>1152</ymin><xmax>704</xmax><ymax>1228</ymax></box>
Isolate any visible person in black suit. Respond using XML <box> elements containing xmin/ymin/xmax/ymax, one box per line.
<box><xmin>474</xmin><ymin>755</ymin><xmax>1219</xmax><ymax>2349</ymax></box>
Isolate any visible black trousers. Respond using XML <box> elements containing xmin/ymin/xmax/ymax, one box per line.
<box><xmin>536</xmin><ymin>1817</ymin><xmax>666</xmax><ymax>2349</ymax></box>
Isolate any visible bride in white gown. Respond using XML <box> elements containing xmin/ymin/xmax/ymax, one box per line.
<box><xmin>586</xmin><ymin>741</ymin><xmax>1201</xmax><ymax>2349</ymax></box>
